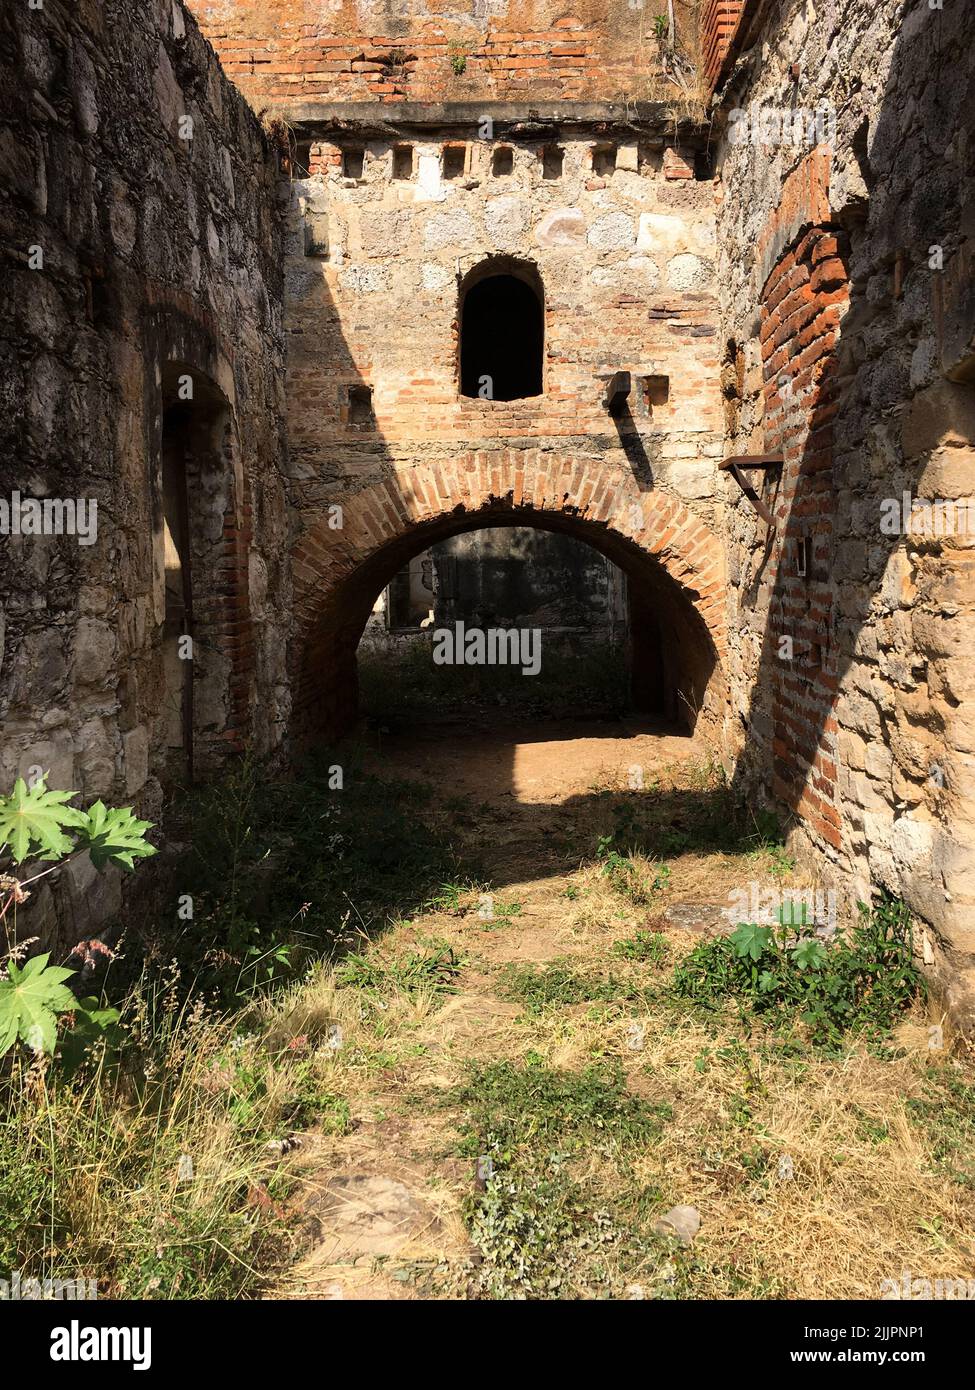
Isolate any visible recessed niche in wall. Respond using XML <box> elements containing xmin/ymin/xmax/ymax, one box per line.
<box><xmin>492</xmin><ymin>146</ymin><xmax>514</xmax><ymax>176</ymax></box>
<box><xmin>342</xmin><ymin>149</ymin><xmax>365</xmax><ymax>179</ymax></box>
<box><xmin>392</xmin><ymin>144</ymin><xmax>414</xmax><ymax>180</ymax></box>
<box><xmin>347</xmin><ymin>384</ymin><xmax>374</xmax><ymax>427</ymax></box>
<box><xmin>592</xmin><ymin>144</ymin><xmax>616</xmax><ymax>176</ymax></box>
<box><xmin>694</xmin><ymin>148</ymin><xmax>716</xmax><ymax>180</ymax></box>
<box><xmin>292</xmin><ymin>140</ymin><xmax>312</xmax><ymax>178</ymax></box>
<box><xmin>541</xmin><ymin>144</ymin><xmax>563</xmax><ymax>179</ymax></box>
<box><xmin>639</xmin><ymin>143</ymin><xmax>664</xmax><ymax>174</ymax></box>
<box><xmin>641</xmin><ymin>375</ymin><xmax>670</xmax><ymax>415</ymax></box>
<box><xmin>442</xmin><ymin>144</ymin><xmax>466</xmax><ymax>179</ymax></box>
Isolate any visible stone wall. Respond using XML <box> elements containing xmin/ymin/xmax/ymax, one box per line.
<box><xmin>711</xmin><ymin>0</ymin><xmax>975</xmax><ymax>1026</ymax></box>
<box><xmin>282</xmin><ymin>115</ymin><xmax>732</xmax><ymax>741</ymax></box>
<box><xmin>191</xmin><ymin>0</ymin><xmax>703</xmax><ymax>111</ymax></box>
<box><xmin>431</xmin><ymin>527</ymin><xmax>626</xmax><ymax>642</ymax></box>
<box><xmin>0</xmin><ymin>0</ymin><xmax>288</xmax><ymax>949</ymax></box>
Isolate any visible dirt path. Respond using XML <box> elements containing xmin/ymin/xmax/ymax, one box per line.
<box><xmin>267</xmin><ymin>720</ymin><xmax>975</xmax><ymax>1301</ymax></box>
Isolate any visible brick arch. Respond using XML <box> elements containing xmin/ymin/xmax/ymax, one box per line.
<box><xmin>290</xmin><ymin>451</ymin><xmax>728</xmax><ymax>741</ymax></box>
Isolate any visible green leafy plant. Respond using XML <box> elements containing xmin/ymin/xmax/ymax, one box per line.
<box><xmin>0</xmin><ymin>777</ymin><xmax>156</xmax><ymax>873</ymax></box>
<box><xmin>0</xmin><ymin>954</ymin><xmax>78</xmax><ymax>1055</ymax></box>
<box><xmin>672</xmin><ymin>894</ymin><xmax>923</xmax><ymax>1046</ymax></box>
<box><xmin>0</xmin><ymin>776</ymin><xmax>156</xmax><ymax>1057</ymax></box>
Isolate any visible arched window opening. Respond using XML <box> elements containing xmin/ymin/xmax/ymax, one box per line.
<box><xmin>459</xmin><ymin>261</ymin><xmax>544</xmax><ymax>401</ymax></box>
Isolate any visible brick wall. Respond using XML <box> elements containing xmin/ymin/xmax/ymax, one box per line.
<box><xmin>189</xmin><ymin>0</ymin><xmax>702</xmax><ymax>111</ymax></box>
<box><xmin>283</xmin><ymin>123</ymin><xmax>731</xmax><ymax>742</ymax></box>
<box><xmin>713</xmin><ymin>0</ymin><xmax>975</xmax><ymax>1029</ymax></box>
<box><xmin>699</xmin><ymin>0</ymin><xmax>746</xmax><ymax>94</ymax></box>
<box><xmin>757</xmin><ymin>205</ymin><xmax>849</xmax><ymax>854</ymax></box>
<box><xmin>290</xmin><ymin>450</ymin><xmax>729</xmax><ymax>743</ymax></box>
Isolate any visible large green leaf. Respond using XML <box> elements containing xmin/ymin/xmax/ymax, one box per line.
<box><xmin>792</xmin><ymin>938</ymin><xmax>827</xmax><ymax>971</ymax></box>
<box><xmin>75</xmin><ymin>801</ymin><xmax>157</xmax><ymax>871</ymax></box>
<box><xmin>0</xmin><ymin>952</ymin><xmax>78</xmax><ymax>1055</ymax></box>
<box><xmin>730</xmin><ymin>921</ymin><xmax>774</xmax><ymax>962</ymax></box>
<box><xmin>0</xmin><ymin>777</ymin><xmax>86</xmax><ymax>865</ymax></box>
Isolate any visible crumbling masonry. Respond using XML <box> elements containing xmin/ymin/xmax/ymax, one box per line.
<box><xmin>1</xmin><ymin>0</ymin><xmax>974</xmax><ymax>1026</ymax></box>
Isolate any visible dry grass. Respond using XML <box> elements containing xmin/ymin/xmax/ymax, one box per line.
<box><xmin>250</xmin><ymin>746</ymin><xmax>975</xmax><ymax>1300</ymax></box>
<box><xmin>246</xmin><ymin>860</ymin><xmax>975</xmax><ymax>1299</ymax></box>
<box><xmin>4</xmin><ymin>738</ymin><xmax>973</xmax><ymax>1301</ymax></box>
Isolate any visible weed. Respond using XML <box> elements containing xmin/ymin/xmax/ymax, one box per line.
<box><xmin>336</xmin><ymin>940</ymin><xmax>464</xmax><ymax>1001</ymax></box>
<box><xmin>497</xmin><ymin>960</ymin><xmax>649</xmax><ymax>1015</ymax></box>
<box><xmin>612</xmin><ymin>930</ymin><xmax>668</xmax><ymax>964</ymax></box>
<box><xmin>452</xmin><ymin>1055</ymin><xmax>668</xmax><ymax>1162</ymax></box>
<box><xmin>906</xmin><ymin>1069</ymin><xmax>975</xmax><ymax>1187</ymax></box>
<box><xmin>425</xmin><ymin>879</ymin><xmax>484</xmax><ymax>914</ymax></box>
<box><xmin>596</xmin><ymin>833</ymin><xmax>671</xmax><ymax>906</ymax></box>
<box><xmin>672</xmin><ymin>893</ymin><xmax>923</xmax><ymax>1045</ymax></box>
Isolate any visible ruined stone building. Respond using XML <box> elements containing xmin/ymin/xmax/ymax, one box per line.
<box><xmin>1</xmin><ymin>1</ymin><xmax>973</xmax><ymax>1026</ymax></box>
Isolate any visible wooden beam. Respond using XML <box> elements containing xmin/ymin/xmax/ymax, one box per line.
<box><xmin>601</xmin><ymin>370</ymin><xmax>631</xmax><ymax>415</ymax></box>
<box><xmin>720</xmin><ymin>455</ymin><xmax>782</xmax><ymax>527</ymax></box>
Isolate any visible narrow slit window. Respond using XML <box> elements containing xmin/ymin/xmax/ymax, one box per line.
<box><xmin>347</xmin><ymin>384</ymin><xmax>374</xmax><ymax>426</ymax></box>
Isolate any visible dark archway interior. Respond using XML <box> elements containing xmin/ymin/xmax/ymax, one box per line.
<box><xmin>295</xmin><ymin>509</ymin><xmax>725</xmax><ymax>745</ymax></box>
<box><xmin>460</xmin><ymin>274</ymin><xmax>543</xmax><ymax>400</ymax></box>
<box><xmin>161</xmin><ymin>403</ymin><xmax>194</xmax><ymax>781</ymax></box>
<box><xmin>158</xmin><ymin>364</ymin><xmax>234</xmax><ymax>787</ymax></box>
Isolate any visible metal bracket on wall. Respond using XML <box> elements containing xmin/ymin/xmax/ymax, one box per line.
<box><xmin>719</xmin><ymin>454</ymin><xmax>784</xmax><ymax>529</ymax></box>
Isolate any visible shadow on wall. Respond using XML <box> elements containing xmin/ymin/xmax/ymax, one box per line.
<box><xmin>722</xmin><ymin>0</ymin><xmax>975</xmax><ymax>1024</ymax></box>
<box><xmin>285</xmin><ymin>229</ymin><xmax>730</xmax><ymax>765</ymax></box>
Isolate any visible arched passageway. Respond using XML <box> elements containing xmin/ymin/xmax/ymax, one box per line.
<box><xmin>361</xmin><ymin>526</ymin><xmax>634</xmax><ymax>723</ymax></box>
<box><xmin>289</xmin><ymin>454</ymin><xmax>729</xmax><ymax>748</ymax></box>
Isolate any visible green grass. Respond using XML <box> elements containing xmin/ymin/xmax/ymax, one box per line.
<box><xmin>117</xmin><ymin>752</ymin><xmax>465</xmax><ymax>1002</ymax></box>
<box><xmin>906</xmin><ymin>1068</ymin><xmax>975</xmax><ymax>1187</ymax></box>
<box><xmin>446</xmin><ymin>1056</ymin><xmax>673</xmax><ymax>1297</ymax></box>
<box><xmin>612</xmin><ymin>930</ymin><xmax>668</xmax><ymax>964</ymax></box>
<box><xmin>451</xmin><ymin>1055</ymin><xmax>670</xmax><ymax>1159</ymax></box>
<box><xmin>496</xmin><ymin>960</ymin><xmax>650</xmax><ymax>1015</ymax></box>
<box><xmin>335</xmin><ymin>939</ymin><xmax>465</xmax><ymax>1001</ymax></box>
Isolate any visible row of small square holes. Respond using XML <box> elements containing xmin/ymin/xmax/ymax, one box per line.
<box><xmin>336</xmin><ymin>144</ymin><xmax>565</xmax><ymax>181</ymax></box>
<box><xmin>341</xmin><ymin>375</ymin><xmax>670</xmax><ymax>425</ymax></box>
<box><xmin>297</xmin><ymin>142</ymin><xmax>712</xmax><ymax>181</ymax></box>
